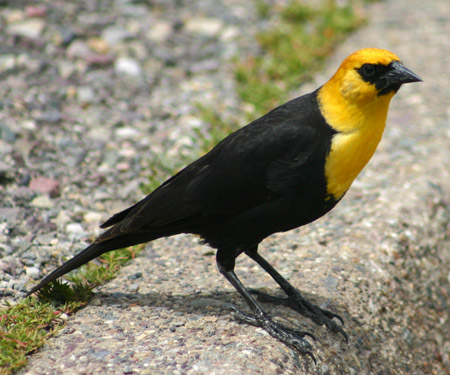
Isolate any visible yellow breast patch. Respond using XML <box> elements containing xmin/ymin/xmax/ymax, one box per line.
<box><xmin>325</xmin><ymin>125</ymin><xmax>384</xmax><ymax>199</ymax></box>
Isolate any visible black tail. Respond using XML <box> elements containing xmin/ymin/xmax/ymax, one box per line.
<box><xmin>26</xmin><ymin>233</ymin><xmax>157</xmax><ymax>296</ymax></box>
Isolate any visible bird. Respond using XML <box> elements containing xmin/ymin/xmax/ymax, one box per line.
<box><xmin>27</xmin><ymin>48</ymin><xmax>422</xmax><ymax>360</ymax></box>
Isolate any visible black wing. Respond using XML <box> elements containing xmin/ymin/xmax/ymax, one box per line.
<box><xmin>97</xmin><ymin>92</ymin><xmax>331</xmax><ymax>242</ymax></box>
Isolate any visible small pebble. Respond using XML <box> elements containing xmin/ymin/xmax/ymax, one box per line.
<box><xmin>184</xmin><ymin>17</ymin><xmax>224</xmax><ymax>36</ymax></box>
<box><xmin>25</xmin><ymin>267</ymin><xmax>40</xmax><ymax>278</ymax></box>
<box><xmin>102</xmin><ymin>26</ymin><xmax>132</xmax><ymax>45</ymax></box>
<box><xmin>77</xmin><ymin>86</ymin><xmax>96</xmax><ymax>104</ymax></box>
<box><xmin>0</xmin><ymin>55</ymin><xmax>16</xmax><ymax>73</ymax></box>
<box><xmin>87</xmin><ymin>37</ymin><xmax>109</xmax><ymax>54</ymax></box>
<box><xmin>7</xmin><ymin>18</ymin><xmax>45</xmax><ymax>39</ymax></box>
<box><xmin>29</xmin><ymin>176</ymin><xmax>60</xmax><ymax>197</ymax></box>
<box><xmin>31</xmin><ymin>195</ymin><xmax>55</xmax><ymax>209</ymax></box>
<box><xmin>65</xmin><ymin>223</ymin><xmax>84</xmax><ymax>234</ymax></box>
<box><xmin>83</xmin><ymin>211</ymin><xmax>103</xmax><ymax>223</ymax></box>
<box><xmin>115</xmin><ymin>127</ymin><xmax>140</xmax><ymax>139</ymax></box>
<box><xmin>114</xmin><ymin>57</ymin><xmax>142</xmax><ymax>76</ymax></box>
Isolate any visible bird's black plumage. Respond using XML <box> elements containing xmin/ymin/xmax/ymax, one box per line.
<box><xmin>95</xmin><ymin>90</ymin><xmax>338</xmax><ymax>256</ymax></box>
<box><xmin>28</xmin><ymin>91</ymin><xmax>337</xmax><ymax>294</ymax></box>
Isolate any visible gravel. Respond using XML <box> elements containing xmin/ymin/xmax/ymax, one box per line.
<box><xmin>0</xmin><ymin>0</ymin><xmax>448</xmax><ymax>374</ymax></box>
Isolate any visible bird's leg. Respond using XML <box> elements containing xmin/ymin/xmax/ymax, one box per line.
<box><xmin>245</xmin><ymin>247</ymin><xmax>348</xmax><ymax>342</ymax></box>
<box><xmin>216</xmin><ymin>249</ymin><xmax>316</xmax><ymax>361</ymax></box>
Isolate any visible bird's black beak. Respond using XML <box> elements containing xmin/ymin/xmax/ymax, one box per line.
<box><xmin>389</xmin><ymin>60</ymin><xmax>422</xmax><ymax>85</ymax></box>
<box><xmin>378</xmin><ymin>60</ymin><xmax>422</xmax><ymax>95</ymax></box>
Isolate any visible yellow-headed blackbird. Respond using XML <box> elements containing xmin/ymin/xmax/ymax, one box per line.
<box><xmin>28</xmin><ymin>48</ymin><xmax>422</xmax><ymax>360</ymax></box>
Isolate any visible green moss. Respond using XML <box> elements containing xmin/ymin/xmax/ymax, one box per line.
<box><xmin>0</xmin><ymin>298</ymin><xmax>83</xmax><ymax>374</ymax></box>
<box><xmin>235</xmin><ymin>0</ymin><xmax>366</xmax><ymax>116</ymax></box>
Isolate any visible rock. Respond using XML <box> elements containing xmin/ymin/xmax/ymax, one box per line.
<box><xmin>0</xmin><ymin>122</ymin><xmax>16</xmax><ymax>143</ymax></box>
<box><xmin>83</xmin><ymin>211</ymin><xmax>103</xmax><ymax>223</ymax></box>
<box><xmin>57</xmin><ymin>60</ymin><xmax>76</xmax><ymax>78</ymax></box>
<box><xmin>59</xmin><ymin>313</ymin><xmax>69</xmax><ymax>321</ymax></box>
<box><xmin>0</xmin><ymin>141</ymin><xmax>12</xmax><ymax>156</ymax></box>
<box><xmin>0</xmin><ymin>256</ymin><xmax>19</xmax><ymax>274</ymax></box>
<box><xmin>77</xmin><ymin>86</ymin><xmax>96</xmax><ymax>104</ymax></box>
<box><xmin>102</xmin><ymin>26</ymin><xmax>132</xmax><ymax>45</ymax></box>
<box><xmin>29</xmin><ymin>176</ymin><xmax>60</xmax><ymax>197</ymax></box>
<box><xmin>146</xmin><ymin>21</ymin><xmax>171</xmax><ymax>42</ymax></box>
<box><xmin>25</xmin><ymin>5</ymin><xmax>47</xmax><ymax>18</ymax></box>
<box><xmin>184</xmin><ymin>17</ymin><xmax>224</xmax><ymax>37</ymax></box>
<box><xmin>58</xmin><ymin>28</ymin><xmax>77</xmax><ymax>46</ymax></box>
<box><xmin>0</xmin><ymin>208</ymin><xmax>20</xmax><ymax>222</ymax></box>
<box><xmin>65</xmin><ymin>223</ymin><xmax>84</xmax><ymax>235</ymax></box>
<box><xmin>115</xmin><ymin>126</ymin><xmax>140</xmax><ymax>139</ymax></box>
<box><xmin>86</xmin><ymin>53</ymin><xmax>114</xmax><ymax>67</ymax></box>
<box><xmin>35</xmin><ymin>111</ymin><xmax>62</xmax><ymax>124</ymax></box>
<box><xmin>25</xmin><ymin>267</ymin><xmax>40</xmax><ymax>278</ymax></box>
<box><xmin>52</xmin><ymin>210</ymin><xmax>71</xmax><ymax>227</ymax></box>
<box><xmin>0</xmin><ymin>55</ymin><xmax>16</xmax><ymax>73</ymax></box>
<box><xmin>30</xmin><ymin>195</ymin><xmax>54</xmax><ymax>209</ymax></box>
<box><xmin>66</xmin><ymin>40</ymin><xmax>91</xmax><ymax>59</ymax></box>
<box><xmin>128</xmin><ymin>284</ymin><xmax>140</xmax><ymax>293</ymax></box>
<box><xmin>7</xmin><ymin>18</ymin><xmax>45</xmax><ymax>39</ymax></box>
<box><xmin>20</xmin><ymin>120</ymin><xmax>37</xmax><ymax>131</ymax></box>
<box><xmin>114</xmin><ymin>57</ymin><xmax>142</xmax><ymax>76</ymax></box>
<box><xmin>12</xmin><ymin>186</ymin><xmax>33</xmax><ymax>200</ymax></box>
<box><xmin>5</xmin><ymin>9</ymin><xmax>24</xmax><ymax>24</ymax></box>
<box><xmin>87</xmin><ymin>37</ymin><xmax>109</xmax><ymax>54</ymax></box>
<box><xmin>127</xmin><ymin>272</ymin><xmax>142</xmax><ymax>281</ymax></box>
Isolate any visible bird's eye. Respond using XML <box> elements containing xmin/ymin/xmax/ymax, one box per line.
<box><xmin>362</xmin><ymin>64</ymin><xmax>375</xmax><ymax>76</ymax></box>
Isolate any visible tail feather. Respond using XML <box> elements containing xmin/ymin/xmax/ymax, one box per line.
<box><xmin>26</xmin><ymin>233</ymin><xmax>157</xmax><ymax>296</ymax></box>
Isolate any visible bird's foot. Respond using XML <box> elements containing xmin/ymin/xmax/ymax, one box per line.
<box><xmin>229</xmin><ymin>305</ymin><xmax>316</xmax><ymax>363</ymax></box>
<box><xmin>250</xmin><ymin>289</ymin><xmax>348</xmax><ymax>342</ymax></box>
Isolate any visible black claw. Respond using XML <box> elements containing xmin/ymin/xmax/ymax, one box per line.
<box><xmin>339</xmin><ymin>328</ymin><xmax>349</xmax><ymax>343</ymax></box>
<box><xmin>305</xmin><ymin>351</ymin><xmax>317</xmax><ymax>365</ymax></box>
<box><xmin>303</xmin><ymin>331</ymin><xmax>316</xmax><ymax>342</ymax></box>
<box><xmin>250</xmin><ymin>289</ymin><xmax>348</xmax><ymax>341</ymax></box>
<box><xmin>226</xmin><ymin>305</ymin><xmax>316</xmax><ymax>359</ymax></box>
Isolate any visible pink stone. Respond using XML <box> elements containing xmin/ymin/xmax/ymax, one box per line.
<box><xmin>29</xmin><ymin>176</ymin><xmax>60</xmax><ymax>197</ymax></box>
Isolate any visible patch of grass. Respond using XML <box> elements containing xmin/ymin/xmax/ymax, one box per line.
<box><xmin>235</xmin><ymin>0</ymin><xmax>366</xmax><ymax>116</ymax></box>
<box><xmin>0</xmin><ymin>298</ymin><xmax>81</xmax><ymax>375</ymax></box>
<box><xmin>1</xmin><ymin>245</ymin><xmax>143</xmax><ymax>375</ymax></box>
<box><xmin>36</xmin><ymin>245</ymin><xmax>143</xmax><ymax>303</ymax></box>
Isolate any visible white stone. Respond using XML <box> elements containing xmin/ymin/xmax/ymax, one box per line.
<box><xmin>115</xmin><ymin>126</ymin><xmax>140</xmax><ymax>139</ymax></box>
<box><xmin>185</xmin><ymin>18</ymin><xmax>223</xmax><ymax>37</ymax></box>
<box><xmin>146</xmin><ymin>21</ymin><xmax>171</xmax><ymax>42</ymax></box>
<box><xmin>7</xmin><ymin>19</ymin><xmax>45</xmax><ymax>39</ymax></box>
<box><xmin>114</xmin><ymin>57</ymin><xmax>142</xmax><ymax>76</ymax></box>
<box><xmin>0</xmin><ymin>55</ymin><xmax>15</xmax><ymax>73</ymax></box>
<box><xmin>102</xmin><ymin>26</ymin><xmax>131</xmax><ymax>45</ymax></box>
<box><xmin>31</xmin><ymin>195</ymin><xmax>54</xmax><ymax>209</ymax></box>
<box><xmin>26</xmin><ymin>267</ymin><xmax>40</xmax><ymax>278</ymax></box>
<box><xmin>65</xmin><ymin>223</ymin><xmax>84</xmax><ymax>234</ymax></box>
<box><xmin>83</xmin><ymin>211</ymin><xmax>103</xmax><ymax>223</ymax></box>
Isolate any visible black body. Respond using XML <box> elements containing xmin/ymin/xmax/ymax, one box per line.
<box><xmin>101</xmin><ymin>90</ymin><xmax>338</xmax><ymax>255</ymax></box>
<box><xmin>27</xmin><ymin>90</ymin><xmax>343</xmax><ymax>360</ymax></box>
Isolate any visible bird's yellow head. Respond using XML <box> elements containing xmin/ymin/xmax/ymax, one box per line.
<box><xmin>330</xmin><ymin>48</ymin><xmax>421</xmax><ymax>103</ymax></box>
<box><xmin>318</xmin><ymin>48</ymin><xmax>422</xmax><ymax>132</ymax></box>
